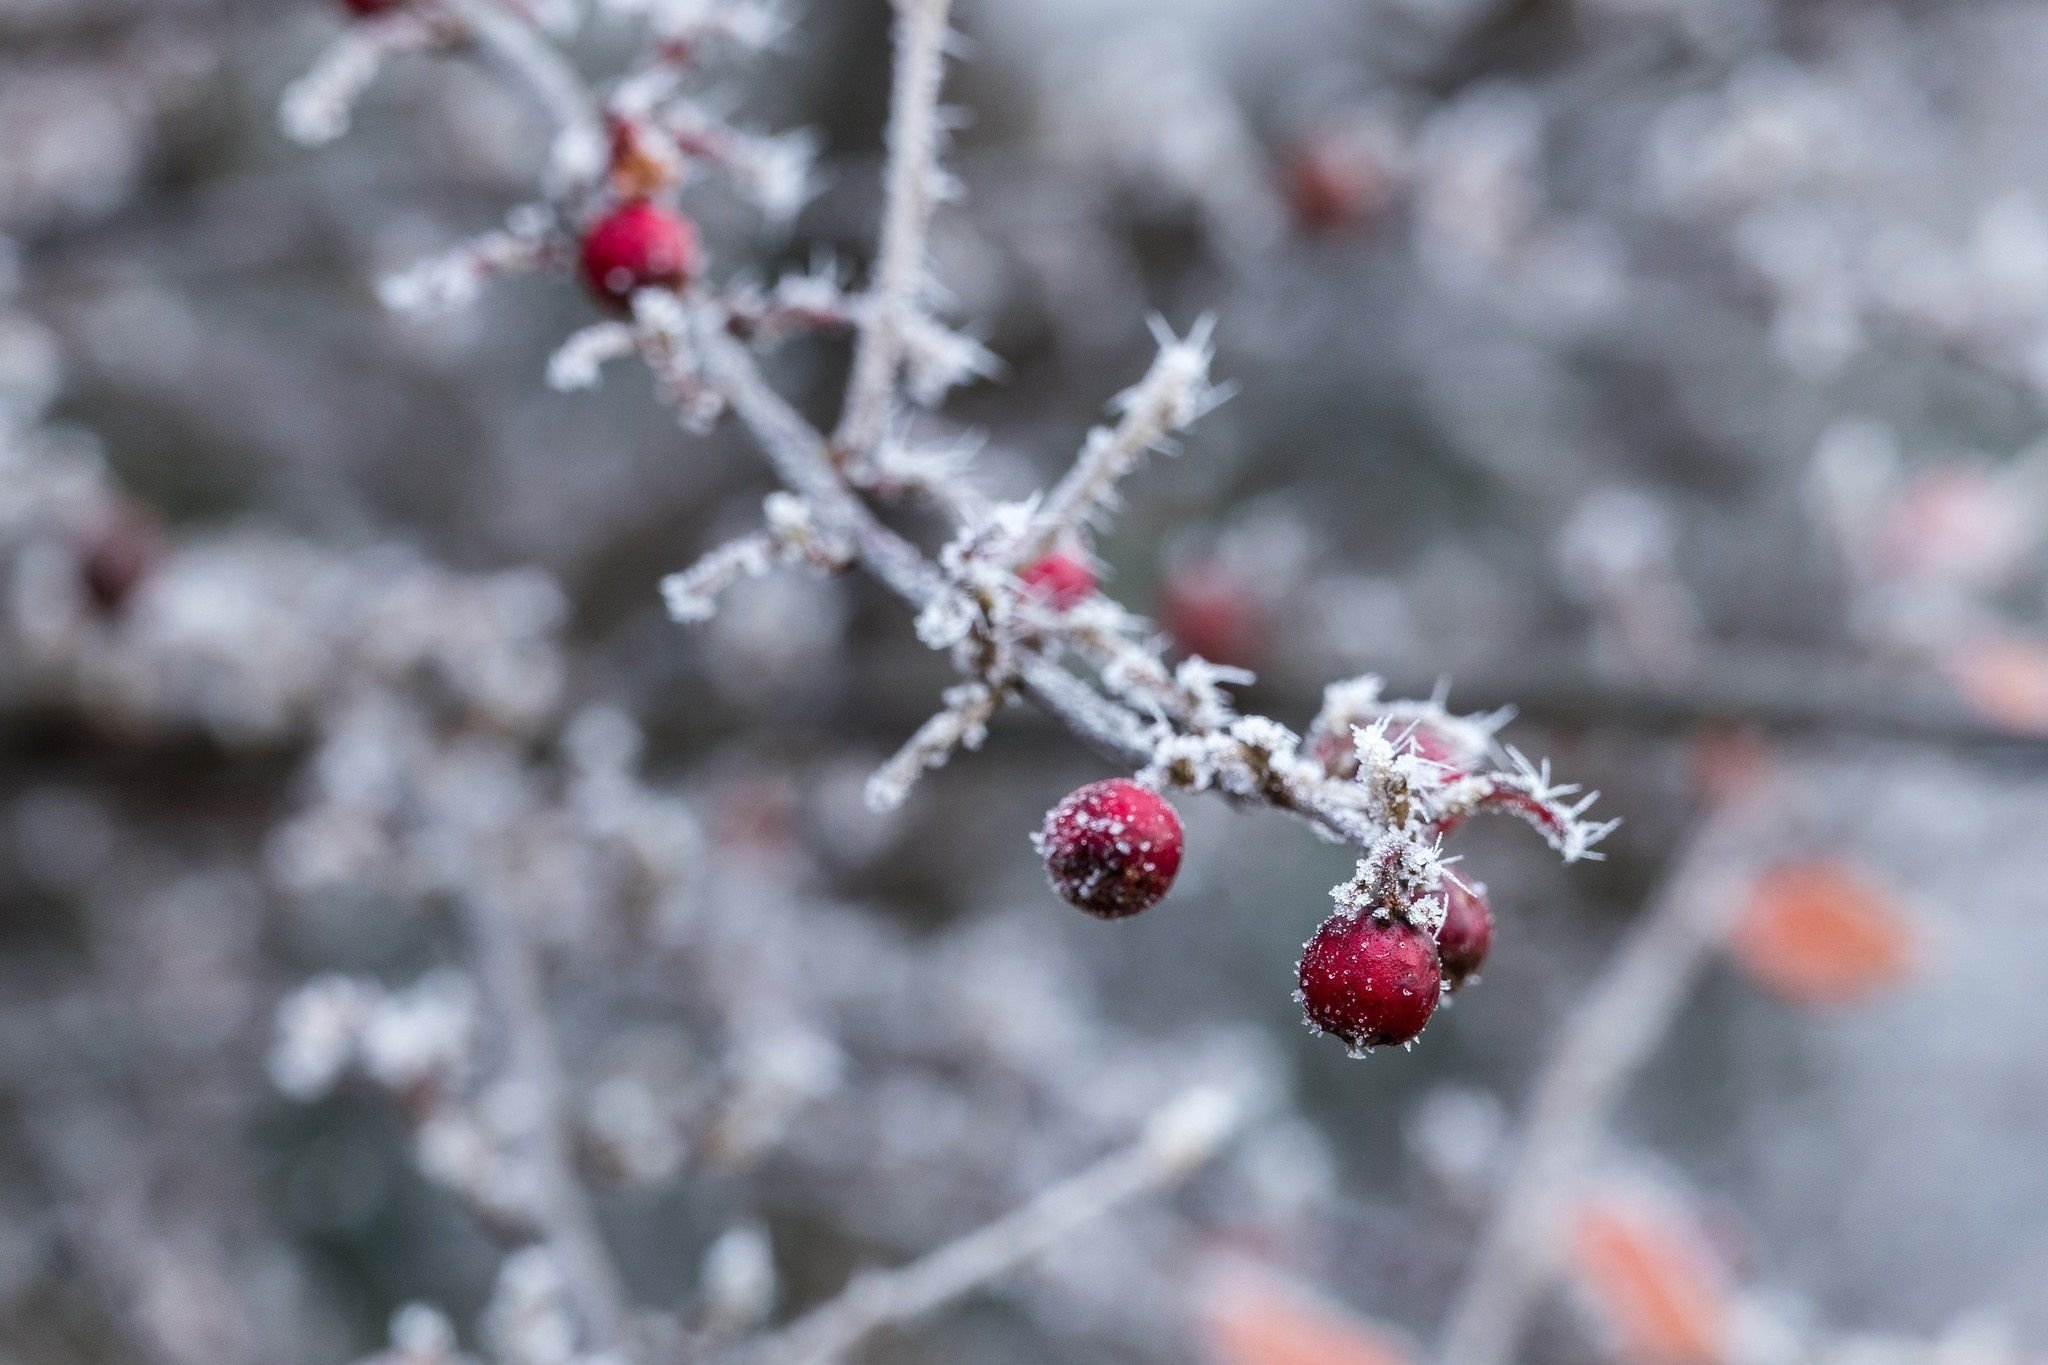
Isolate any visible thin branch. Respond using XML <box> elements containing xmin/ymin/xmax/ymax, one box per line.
<box><xmin>1432</xmin><ymin>795</ymin><xmax>1775</xmax><ymax>1365</ymax></box>
<box><xmin>732</xmin><ymin>1087</ymin><xmax>1243</xmax><ymax>1365</ymax></box>
<box><xmin>833</xmin><ymin>0</ymin><xmax>956</xmax><ymax>458</ymax></box>
<box><xmin>459</xmin><ymin>890</ymin><xmax>640</xmax><ymax>1361</ymax></box>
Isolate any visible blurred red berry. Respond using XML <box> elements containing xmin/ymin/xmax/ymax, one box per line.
<box><xmin>1436</xmin><ymin>878</ymin><xmax>1494</xmax><ymax>989</ymax></box>
<box><xmin>579</xmin><ymin>202</ymin><xmax>700</xmax><ymax>311</ymax></box>
<box><xmin>1281</xmin><ymin>137</ymin><xmax>1393</xmax><ymax>233</ymax></box>
<box><xmin>1159</xmin><ymin>565</ymin><xmax>1261</xmax><ymax>668</ymax></box>
<box><xmin>1018</xmin><ymin>553</ymin><xmax>1096</xmax><ymax>611</ymax></box>
<box><xmin>1298</xmin><ymin>911</ymin><xmax>1441</xmax><ymax>1049</ymax></box>
<box><xmin>1036</xmin><ymin>778</ymin><xmax>1183</xmax><ymax>919</ymax></box>
<box><xmin>336</xmin><ymin>0</ymin><xmax>404</xmax><ymax>16</ymax></box>
<box><xmin>79</xmin><ymin>503</ymin><xmax>167</xmax><ymax>616</ymax></box>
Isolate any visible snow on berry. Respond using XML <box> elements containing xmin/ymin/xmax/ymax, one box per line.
<box><xmin>1018</xmin><ymin>552</ymin><xmax>1097</xmax><ymax>611</ymax></box>
<box><xmin>579</xmin><ymin>202</ymin><xmax>701</xmax><ymax>311</ymax></box>
<box><xmin>1297</xmin><ymin>910</ymin><xmax>1443</xmax><ymax>1051</ymax></box>
<box><xmin>1035</xmin><ymin>778</ymin><xmax>1183</xmax><ymax>919</ymax></box>
<box><xmin>1437</xmin><ymin>877</ymin><xmax>1494</xmax><ymax>989</ymax></box>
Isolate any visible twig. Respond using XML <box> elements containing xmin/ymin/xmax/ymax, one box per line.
<box><xmin>731</xmin><ymin>1087</ymin><xmax>1243</xmax><ymax>1365</ymax></box>
<box><xmin>459</xmin><ymin>890</ymin><xmax>641</xmax><ymax>1361</ymax></box>
<box><xmin>833</xmin><ymin>0</ymin><xmax>956</xmax><ymax>459</ymax></box>
<box><xmin>1432</xmin><ymin>795</ymin><xmax>1773</xmax><ymax>1365</ymax></box>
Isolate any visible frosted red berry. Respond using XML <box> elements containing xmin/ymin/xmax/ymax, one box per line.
<box><xmin>1298</xmin><ymin>911</ymin><xmax>1442</xmax><ymax>1049</ymax></box>
<box><xmin>578</xmin><ymin>202</ymin><xmax>700</xmax><ymax>311</ymax></box>
<box><xmin>1018</xmin><ymin>553</ymin><xmax>1096</xmax><ymax>611</ymax></box>
<box><xmin>1436</xmin><ymin>878</ymin><xmax>1494</xmax><ymax>989</ymax></box>
<box><xmin>1037</xmin><ymin>778</ymin><xmax>1183</xmax><ymax>919</ymax></box>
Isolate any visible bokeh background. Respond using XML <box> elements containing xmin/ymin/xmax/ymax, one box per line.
<box><xmin>4</xmin><ymin>0</ymin><xmax>2048</xmax><ymax>1361</ymax></box>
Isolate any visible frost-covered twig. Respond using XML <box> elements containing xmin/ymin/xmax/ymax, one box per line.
<box><xmin>457</xmin><ymin>889</ymin><xmax>641</xmax><ymax>1362</ymax></box>
<box><xmin>1022</xmin><ymin>315</ymin><xmax>1224</xmax><ymax>559</ymax></box>
<box><xmin>733</xmin><ymin>1086</ymin><xmax>1245</xmax><ymax>1365</ymax></box>
<box><xmin>1433</xmin><ymin>795</ymin><xmax>1775</xmax><ymax>1365</ymax></box>
<box><xmin>833</xmin><ymin>0</ymin><xmax>956</xmax><ymax>459</ymax></box>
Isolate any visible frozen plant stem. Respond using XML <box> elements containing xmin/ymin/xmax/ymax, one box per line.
<box><xmin>1432</xmin><ymin>798</ymin><xmax>1773</xmax><ymax>1365</ymax></box>
<box><xmin>834</xmin><ymin>0</ymin><xmax>956</xmax><ymax>460</ymax></box>
<box><xmin>732</xmin><ymin>1089</ymin><xmax>1242</xmax><ymax>1365</ymax></box>
<box><xmin>459</xmin><ymin>890</ymin><xmax>640</xmax><ymax>1361</ymax></box>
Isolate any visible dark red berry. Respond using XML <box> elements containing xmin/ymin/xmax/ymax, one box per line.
<box><xmin>579</xmin><ymin>202</ymin><xmax>700</xmax><ymax>311</ymax></box>
<box><xmin>1036</xmin><ymin>778</ymin><xmax>1183</xmax><ymax>919</ymax></box>
<box><xmin>79</xmin><ymin>503</ymin><xmax>167</xmax><ymax>615</ymax></box>
<box><xmin>1436</xmin><ymin>878</ymin><xmax>1494</xmax><ymax>989</ymax></box>
<box><xmin>337</xmin><ymin>0</ymin><xmax>403</xmax><ymax>16</ymax></box>
<box><xmin>1298</xmin><ymin>911</ymin><xmax>1442</xmax><ymax>1049</ymax></box>
<box><xmin>1018</xmin><ymin>553</ymin><xmax>1096</xmax><ymax>611</ymax></box>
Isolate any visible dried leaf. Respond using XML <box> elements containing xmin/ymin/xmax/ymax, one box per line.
<box><xmin>1947</xmin><ymin>634</ymin><xmax>2048</xmax><ymax>736</ymax></box>
<box><xmin>1568</xmin><ymin>1198</ymin><xmax>1732</xmax><ymax>1365</ymax></box>
<box><xmin>1728</xmin><ymin>859</ymin><xmax>1918</xmax><ymax>1006</ymax></box>
<box><xmin>1198</xmin><ymin>1260</ymin><xmax>1414</xmax><ymax>1365</ymax></box>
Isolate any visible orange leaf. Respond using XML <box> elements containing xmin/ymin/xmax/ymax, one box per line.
<box><xmin>1947</xmin><ymin>634</ymin><xmax>2048</xmax><ymax>735</ymax></box>
<box><xmin>1197</xmin><ymin>1260</ymin><xmax>1414</xmax><ymax>1365</ymax></box>
<box><xmin>1728</xmin><ymin>860</ymin><xmax>1918</xmax><ymax>1006</ymax></box>
<box><xmin>1568</xmin><ymin>1199</ymin><xmax>1733</xmax><ymax>1365</ymax></box>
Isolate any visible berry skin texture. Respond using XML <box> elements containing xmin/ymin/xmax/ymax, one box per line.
<box><xmin>578</xmin><ymin>202</ymin><xmax>701</xmax><ymax>311</ymax></box>
<box><xmin>1037</xmin><ymin>778</ymin><xmax>1183</xmax><ymax>919</ymax></box>
<box><xmin>1436</xmin><ymin>879</ymin><xmax>1494</xmax><ymax>990</ymax></box>
<box><xmin>1018</xmin><ymin>553</ymin><xmax>1096</xmax><ymax>611</ymax></box>
<box><xmin>1298</xmin><ymin>911</ymin><xmax>1442</xmax><ymax>1050</ymax></box>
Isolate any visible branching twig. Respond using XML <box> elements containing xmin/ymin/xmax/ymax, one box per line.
<box><xmin>459</xmin><ymin>889</ymin><xmax>641</xmax><ymax>1361</ymax></box>
<box><xmin>1432</xmin><ymin>795</ymin><xmax>1775</xmax><ymax>1365</ymax></box>
<box><xmin>833</xmin><ymin>0</ymin><xmax>957</xmax><ymax>460</ymax></box>
<box><xmin>731</xmin><ymin>1087</ymin><xmax>1244</xmax><ymax>1365</ymax></box>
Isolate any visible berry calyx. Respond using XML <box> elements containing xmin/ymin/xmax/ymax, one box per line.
<box><xmin>1436</xmin><ymin>878</ymin><xmax>1494</xmax><ymax>989</ymax></box>
<box><xmin>1018</xmin><ymin>553</ymin><xmax>1096</xmax><ymax>611</ymax></box>
<box><xmin>1297</xmin><ymin>911</ymin><xmax>1442</xmax><ymax>1050</ymax></box>
<box><xmin>579</xmin><ymin>202</ymin><xmax>701</xmax><ymax>312</ymax></box>
<box><xmin>1036</xmin><ymin>778</ymin><xmax>1183</xmax><ymax>919</ymax></box>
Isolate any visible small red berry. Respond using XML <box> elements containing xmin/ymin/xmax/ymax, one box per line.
<box><xmin>1018</xmin><ymin>553</ymin><xmax>1096</xmax><ymax>611</ymax></box>
<box><xmin>79</xmin><ymin>503</ymin><xmax>167</xmax><ymax>616</ymax></box>
<box><xmin>578</xmin><ymin>202</ymin><xmax>700</xmax><ymax>311</ymax></box>
<box><xmin>1036</xmin><ymin>778</ymin><xmax>1183</xmax><ymax>919</ymax></box>
<box><xmin>1281</xmin><ymin>137</ymin><xmax>1394</xmax><ymax>234</ymax></box>
<box><xmin>336</xmin><ymin>0</ymin><xmax>403</xmax><ymax>16</ymax></box>
<box><xmin>1436</xmin><ymin>879</ymin><xmax>1494</xmax><ymax>989</ymax></box>
<box><xmin>1298</xmin><ymin>911</ymin><xmax>1442</xmax><ymax>1049</ymax></box>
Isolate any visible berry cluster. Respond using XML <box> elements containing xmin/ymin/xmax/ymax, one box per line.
<box><xmin>1037</xmin><ymin>704</ymin><xmax>1538</xmax><ymax>1056</ymax></box>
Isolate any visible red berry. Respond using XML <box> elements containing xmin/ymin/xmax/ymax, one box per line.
<box><xmin>1281</xmin><ymin>138</ymin><xmax>1393</xmax><ymax>233</ymax></box>
<box><xmin>79</xmin><ymin>503</ymin><xmax>167</xmax><ymax>615</ymax></box>
<box><xmin>1018</xmin><ymin>553</ymin><xmax>1096</xmax><ymax>611</ymax></box>
<box><xmin>1036</xmin><ymin>778</ymin><xmax>1183</xmax><ymax>919</ymax></box>
<box><xmin>337</xmin><ymin>0</ymin><xmax>403</xmax><ymax>15</ymax></box>
<box><xmin>1159</xmin><ymin>565</ymin><xmax>1261</xmax><ymax>667</ymax></box>
<box><xmin>1298</xmin><ymin>911</ymin><xmax>1442</xmax><ymax>1049</ymax></box>
<box><xmin>578</xmin><ymin>202</ymin><xmax>700</xmax><ymax>311</ymax></box>
<box><xmin>1436</xmin><ymin>878</ymin><xmax>1494</xmax><ymax>989</ymax></box>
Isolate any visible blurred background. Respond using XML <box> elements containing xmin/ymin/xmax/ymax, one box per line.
<box><xmin>3</xmin><ymin>0</ymin><xmax>2048</xmax><ymax>1361</ymax></box>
